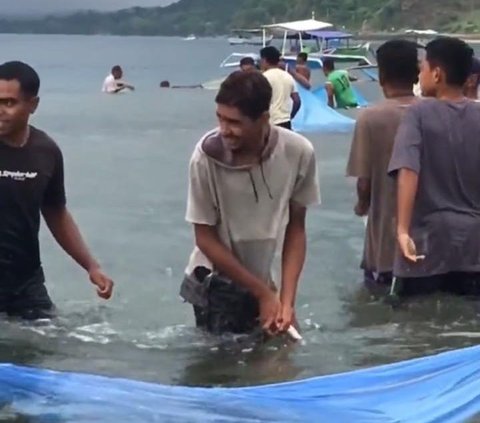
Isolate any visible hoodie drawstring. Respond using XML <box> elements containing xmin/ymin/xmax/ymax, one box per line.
<box><xmin>248</xmin><ymin>163</ymin><xmax>273</xmax><ymax>203</ymax></box>
<box><xmin>260</xmin><ymin>162</ymin><xmax>274</xmax><ymax>200</ymax></box>
<box><xmin>248</xmin><ymin>170</ymin><xmax>259</xmax><ymax>203</ymax></box>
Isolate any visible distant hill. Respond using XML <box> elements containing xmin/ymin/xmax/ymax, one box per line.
<box><xmin>0</xmin><ymin>0</ymin><xmax>479</xmax><ymax>36</ymax></box>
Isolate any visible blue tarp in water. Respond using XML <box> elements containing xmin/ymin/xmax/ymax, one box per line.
<box><xmin>312</xmin><ymin>85</ymin><xmax>369</xmax><ymax>107</ymax></box>
<box><xmin>2</xmin><ymin>345</ymin><xmax>480</xmax><ymax>422</ymax></box>
<box><xmin>292</xmin><ymin>85</ymin><xmax>355</xmax><ymax>133</ymax></box>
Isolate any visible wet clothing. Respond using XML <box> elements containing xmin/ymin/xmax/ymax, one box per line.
<box><xmin>327</xmin><ymin>70</ymin><xmax>358</xmax><ymax>108</ymax></box>
<box><xmin>389</xmin><ymin>99</ymin><xmax>480</xmax><ymax>279</ymax></box>
<box><xmin>181</xmin><ymin>125</ymin><xmax>320</xmax><ymax>334</ymax></box>
<box><xmin>0</xmin><ymin>267</ymin><xmax>54</xmax><ymax>319</ymax></box>
<box><xmin>397</xmin><ymin>272</ymin><xmax>480</xmax><ymax>297</ymax></box>
<box><xmin>347</xmin><ymin>97</ymin><xmax>416</xmax><ymax>274</ymax></box>
<box><xmin>191</xmin><ymin>268</ymin><xmax>259</xmax><ymax>335</ymax></box>
<box><xmin>0</xmin><ymin>126</ymin><xmax>66</xmax><ymax>318</ymax></box>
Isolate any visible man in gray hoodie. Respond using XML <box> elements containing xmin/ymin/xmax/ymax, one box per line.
<box><xmin>180</xmin><ymin>71</ymin><xmax>320</xmax><ymax>336</ymax></box>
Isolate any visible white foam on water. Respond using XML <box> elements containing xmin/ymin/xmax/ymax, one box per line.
<box><xmin>67</xmin><ymin>332</ymin><xmax>110</xmax><ymax>344</ymax></box>
<box><xmin>439</xmin><ymin>332</ymin><xmax>480</xmax><ymax>338</ymax></box>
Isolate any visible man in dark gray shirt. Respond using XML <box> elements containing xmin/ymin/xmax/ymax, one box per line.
<box><xmin>389</xmin><ymin>37</ymin><xmax>480</xmax><ymax>296</ymax></box>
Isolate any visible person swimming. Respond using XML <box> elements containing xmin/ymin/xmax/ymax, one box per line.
<box><xmin>102</xmin><ymin>65</ymin><xmax>135</xmax><ymax>93</ymax></box>
<box><xmin>159</xmin><ymin>80</ymin><xmax>203</xmax><ymax>89</ymax></box>
<box><xmin>239</xmin><ymin>57</ymin><xmax>259</xmax><ymax>72</ymax></box>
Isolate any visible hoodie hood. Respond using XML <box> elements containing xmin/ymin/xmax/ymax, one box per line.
<box><xmin>200</xmin><ymin>125</ymin><xmax>279</xmax><ymax>170</ymax></box>
<box><xmin>199</xmin><ymin>125</ymin><xmax>280</xmax><ymax>202</ymax></box>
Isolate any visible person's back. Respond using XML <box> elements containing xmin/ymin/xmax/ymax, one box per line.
<box><xmin>401</xmin><ymin>98</ymin><xmax>480</xmax><ymax>227</ymax></box>
<box><xmin>263</xmin><ymin>67</ymin><xmax>296</xmax><ymax>124</ymax></box>
<box><xmin>389</xmin><ymin>37</ymin><xmax>480</xmax><ymax>296</ymax></box>
<box><xmin>347</xmin><ymin>39</ymin><xmax>418</xmax><ymax>285</ymax></box>
<box><xmin>260</xmin><ymin>46</ymin><xmax>301</xmax><ymax>130</ymax></box>
<box><xmin>348</xmin><ymin>99</ymin><xmax>415</xmax><ymax>274</ymax></box>
<box><xmin>327</xmin><ymin>69</ymin><xmax>357</xmax><ymax>108</ymax></box>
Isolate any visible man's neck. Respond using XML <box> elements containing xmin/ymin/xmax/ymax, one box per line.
<box><xmin>231</xmin><ymin>130</ymin><xmax>269</xmax><ymax>166</ymax></box>
<box><xmin>465</xmin><ymin>88</ymin><xmax>479</xmax><ymax>100</ymax></box>
<box><xmin>383</xmin><ymin>85</ymin><xmax>414</xmax><ymax>99</ymax></box>
<box><xmin>1</xmin><ymin>126</ymin><xmax>30</xmax><ymax>148</ymax></box>
<box><xmin>436</xmin><ymin>85</ymin><xmax>465</xmax><ymax>101</ymax></box>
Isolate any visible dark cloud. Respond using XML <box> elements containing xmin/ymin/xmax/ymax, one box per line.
<box><xmin>0</xmin><ymin>0</ymin><xmax>176</xmax><ymax>16</ymax></box>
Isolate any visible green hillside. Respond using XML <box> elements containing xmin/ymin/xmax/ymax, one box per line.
<box><xmin>0</xmin><ymin>0</ymin><xmax>479</xmax><ymax>36</ymax></box>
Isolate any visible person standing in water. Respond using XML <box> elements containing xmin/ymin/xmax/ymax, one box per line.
<box><xmin>239</xmin><ymin>57</ymin><xmax>258</xmax><ymax>73</ymax></box>
<box><xmin>346</xmin><ymin>40</ymin><xmax>419</xmax><ymax>290</ymax></box>
<box><xmin>102</xmin><ymin>65</ymin><xmax>135</xmax><ymax>94</ymax></box>
<box><xmin>260</xmin><ymin>46</ymin><xmax>301</xmax><ymax>130</ymax></box>
<box><xmin>389</xmin><ymin>37</ymin><xmax>480</xmax><ymax>297</ymax></box>
<box><xmin>180</xmin><ymin>71</ymin><xmax>320</xmax><ymax>335</ymax></box>
<box><xmin>0</xmin><ymin>61</ymin><xmax>114</xmax><ymax>319</ymax></box>
<box><xmin>463</xmin><ymin>57</ymin><xmax>480</xmax><ymax>100</ymax></box>
<box><xmin>289</xmin><ymin>52</ymin><xmax>311</xmax><ymax>90</ymax></box>
<box><xmin>323</xmin><ymin>58</ymin><xmax>358</xmax><ymax>109</ymax></box>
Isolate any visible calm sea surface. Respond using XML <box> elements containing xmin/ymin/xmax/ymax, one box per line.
<box><xmin>0</xmin><ymin>34</ymin><xmax>479</xmax><ymax>397</ymax></box>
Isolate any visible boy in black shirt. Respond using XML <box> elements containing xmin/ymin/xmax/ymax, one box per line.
<box><xmin>0</xmin><ymin>61</ymin><xmax>114</xmax><ymax>319</ymax></box>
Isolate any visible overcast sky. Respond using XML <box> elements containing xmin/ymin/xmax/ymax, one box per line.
<box><xmin>0</xmin><ymin>0</ymin><xmax>176</xmax><ymax>16</ymax></box>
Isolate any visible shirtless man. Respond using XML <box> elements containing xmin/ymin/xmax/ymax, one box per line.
<box><xmin>289</xmin><ymin>52</ymin><xmax>311</xmax><ymax>89</ymax></box>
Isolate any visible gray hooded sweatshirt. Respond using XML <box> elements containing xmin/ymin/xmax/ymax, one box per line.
<box><xmin>181</xmin><ymin>125</ymin><xmax>320</xmax><ymax>306</ymax></box>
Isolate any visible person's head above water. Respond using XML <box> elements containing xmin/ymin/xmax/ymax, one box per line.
<box><xmin>215</xmin><ymin>70</ymin><xmax>272</xmax><ymax>153</ymax></box>
<box><xmin>376</xmin><ymin>39</ymin><xmax>419</xmax><ymax>96</ymax></box>
<box><xmin>160</xmin><ymin>80</ymin><xmax>171</xmax><ymax>88</ymax></box>
<box><xmin>297</xmin><ymin>52</ymin><xmax>308</xmax><ymax>65</ymax></box>
<box><xmin>240</xmin><ymin>56</ymin><xmax>257</xmax><ymax>72</ymax></box>
<box><xmin>419</xmin><ymin>37</ymin><xmax>473</xmax><ymax>98</ymax></box>
<box><xmin>260</xmin><ymin>46</ymin><xmax>281</xmax><ymax>71</ymax></box>
<box><xmin>0</xmin><ymin>61</ymin><xmax>40</xmax><ymax>138</ymax></box>
<box><xmin>111</xmin><ymin>65</ymin><xmax>123</xmax><ymax>80</ymax></box>
<box><xmin>322</xmin><ymin>57</ymin><xmax>335</xmax><ymax>76</ymax></box>
<box><xmin>464</xmin><ymin>56</ymin><xmax>480</xmax><ymax>99</ymax></box>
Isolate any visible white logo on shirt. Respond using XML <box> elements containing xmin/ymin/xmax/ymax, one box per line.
<box><xmin>0</xmin><ymin>170</ymin><xmax>38</xmax><ymax>181</ymax></box>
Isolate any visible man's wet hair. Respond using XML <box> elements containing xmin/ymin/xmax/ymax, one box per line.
<box><xmin>297</xmin><ymin>52</ymin><xmax>308</xmax><ymax>62</ymax></box>
<box><xmin>323</xmin><ymin>57</ymin><xmax>335</xmax><ymax>71</ymax></box>
<box><xmin>160</xmin><ymin>80</ymin><xmax>170</xmax><ymax>87</ymax></box>
<box><xmin>215</xmin><ymin>71</ymin><xmax>272</xmax><ymax>120</ymax></box>
<box><xmin>111</xmin><ymin>65</ymin><xmax>122</xmax><ymax>73</ymax></box>
<box><xmin>376</xmin><ymin>39</ymin><xmax>419</xmax><ymax>86</ymax></box>
<box><xmin>260</xmin><ymin>46</ymin><xmax>281</xmax><ymax>65</ymax></box>
<box><xmin>425</xmin><ymin>37</ymin><xmax>474</xmax><ymax>86</ymax></box>
<box><xmin>240</xmin><ymin>57</ymin><xmax>255</xmax><ymax>67</ymax></box>
<box><xmin>0</xmin><ymin>61</ymin><xmax>40</xmax><ymax>98</ymax></box>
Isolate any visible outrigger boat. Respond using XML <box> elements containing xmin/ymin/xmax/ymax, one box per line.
<box><xmin>220</xmin><ymin>16</ymin><xmax>373</xmax><ymax>70</ymax></box>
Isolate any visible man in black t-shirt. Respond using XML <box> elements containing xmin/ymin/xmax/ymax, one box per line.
<box><xmin>0</xmin><ymin>61</ymin><xmax>114</xmax><ymax>319</ymax></box>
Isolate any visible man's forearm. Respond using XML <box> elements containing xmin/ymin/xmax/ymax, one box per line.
<box><xmin>42</xmin><ymin>206</ymin><xmax>100</xmax><ymax>272</ymax></box>
<box><xmin>195</xmin><ymin>225</ymin><xmax>271</xmax><ymax>299</ymax></box>
<box><xmin>292</xmin><ymin>72</ymin><xmax>311</xmax><ymax>89</ymax></box>
<box><xmin>397</xmin><ymin>168</ymin><xmax>418</xmax><ymax>235</ymax></box>
<box><xmin>280</xmin><ymin>214</ymin><xmax>306</xmax><ymax>307</ymax></box>
<box><xmin>291</xmin><ymin>100</ymin><xmax>301</xmax><ymax>119</ymax></box>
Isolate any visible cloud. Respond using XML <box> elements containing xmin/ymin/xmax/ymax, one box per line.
<box><xmin>0</xmin><ymin>0</ymin><xmax>176</xmax><ymax>16</ymax></box>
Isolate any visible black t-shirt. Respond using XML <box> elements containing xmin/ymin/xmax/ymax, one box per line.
<box><xmin>0</xmin><ymin>126</ymin><xmax>66</xmax><ymax>276</ymax></box>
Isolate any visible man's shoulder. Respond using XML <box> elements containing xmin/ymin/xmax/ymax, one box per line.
<box><xmin>277</xmin><ymin>127</ymin><xmax>314</xmax><ymax>155</ymax></box>
<box><xmin>30</xmin><ymin>126</ymin><xmax>61</xmax><ymax>153</ymax></box>
<box><xmin>358</xmin><ymin>98</ymin><xmax>416</xmax><ymax>123</ymax></box>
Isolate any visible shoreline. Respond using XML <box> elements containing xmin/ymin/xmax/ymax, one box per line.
<box><xmin>357</xmin><ymin>31</ymin><xmax>480</xmax><ymax>44</ymax></box>
<box><xmin>0</xmin><ymin>31</ymin><xmax>479</xmax><ymax>43</ymax></box>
